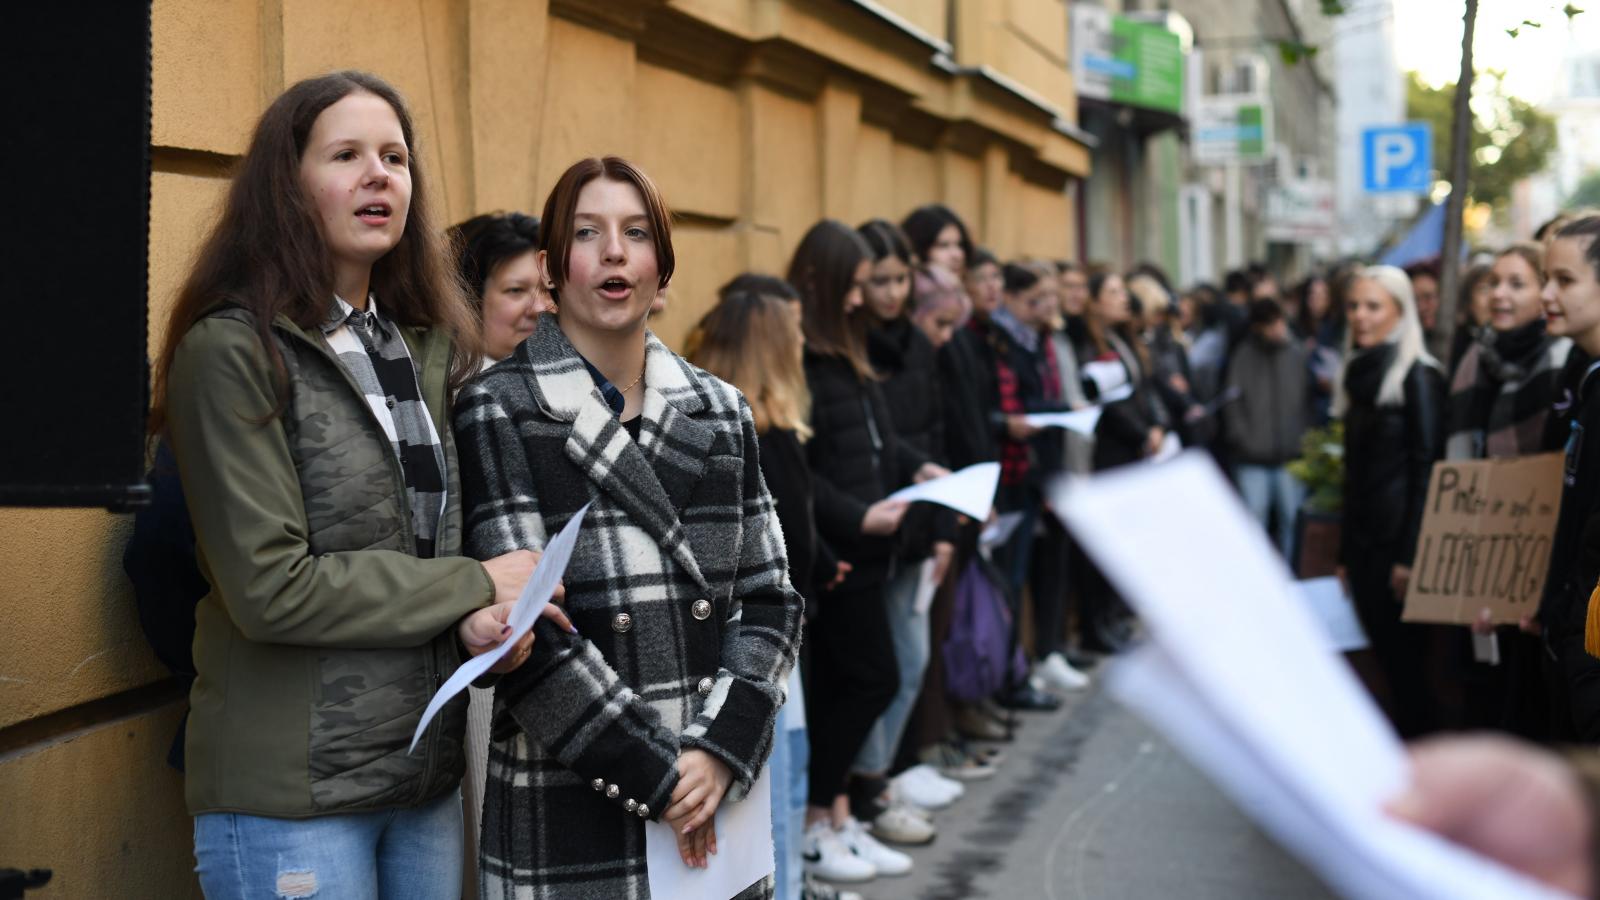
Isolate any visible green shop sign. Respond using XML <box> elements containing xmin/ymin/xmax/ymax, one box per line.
<box><xmin>1109</xmin><ymin>17</ymin><xmax>1183</xmax><ymax>114</ymax></box>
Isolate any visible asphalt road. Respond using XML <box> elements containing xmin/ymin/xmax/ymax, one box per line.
<box><xmin>854</xmin><ymin>682</ymin><xmax>1339</xmax><ymax>900</ymax></box>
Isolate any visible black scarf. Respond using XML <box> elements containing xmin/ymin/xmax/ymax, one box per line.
<box><xmin>1343</xmin><ymin>342</ymin><xmax>1398</xmax><ymax>407</ymax></box>
<box><xmin>1477</xmin><ymin>319</ymin><xmax>1548</xmax><ymax>383</ymax></box>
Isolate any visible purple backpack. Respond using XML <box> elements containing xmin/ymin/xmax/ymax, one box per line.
<box><xmin>943</xmin><ymin>558</ymin><xmax>1026</xmax><ymax>702</ymax></box>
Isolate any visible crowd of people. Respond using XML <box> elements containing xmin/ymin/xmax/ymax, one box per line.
<box><xmin>125</xmin><ymin>69</ymin><xmax>1600</xmax><ymax>900</ymax></box>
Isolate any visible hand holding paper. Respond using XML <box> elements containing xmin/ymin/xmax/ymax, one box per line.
<box><xmin>887</xmin><ymin>461</ymin><xmax>1000</xmax><ymax>521</ymax></box>
<box><xmin>1051</xmin><ymin>455</ymin><xmax>1567</xmax><ymax>899</ymax></box>
<box><xmin>408</xmin><ymin>501</ymin><xmax>592</xmax><ymax>754</ymax></box>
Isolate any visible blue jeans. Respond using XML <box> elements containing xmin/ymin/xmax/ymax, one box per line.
<box><xmin>1234</xmin><ymin>463</ymin><xmax>1305</xmax><ymax>561</ymax></box>
<box><xmin>853</xmin><ymin>563</ymin><xmax>931</xmax><ymax>774</ymax></box>
<box><xmin>770</xmin><ymin>692</ymin><xmax>809</xmax><ymax>900</ymax></box>
<box><xmin>194</xmin><ymin>789</ymin><xmax>462</xmax><ymax>900</ymax></box>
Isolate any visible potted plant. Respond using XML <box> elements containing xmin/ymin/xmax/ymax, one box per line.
<box><xmin>1288</xmin><ymin>421</ymin><xmax>1344</xmax><ymax>577</ymax></box>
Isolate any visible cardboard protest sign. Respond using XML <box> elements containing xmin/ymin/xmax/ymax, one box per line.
<box><xmin>1402</xmin><ymin>453</ymin><xmax>1563</xmax><ymax>626</ymax></box>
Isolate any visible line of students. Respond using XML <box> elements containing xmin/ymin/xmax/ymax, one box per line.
<box><xmin>139</xmin><ymin>68</ymin><xmax>1243</xmax><ymax>900</ymax></box>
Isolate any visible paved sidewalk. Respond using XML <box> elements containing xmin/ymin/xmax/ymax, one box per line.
<box><xmin>850</xmin><ymin>683</ymin><xmax>1338</xmax><ymax>900</ymax></box>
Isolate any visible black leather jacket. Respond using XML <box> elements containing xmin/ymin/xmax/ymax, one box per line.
<box><xmin>1339</xmin><ymin>344</ymin><xmax>1446</xmax><ymax>566</ymax></box>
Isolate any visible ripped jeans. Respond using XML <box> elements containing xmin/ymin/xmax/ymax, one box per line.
<box><xmin>193</xmin><ymin>788</ymin><xmax>462</xmax><ymax>899</ymax></box>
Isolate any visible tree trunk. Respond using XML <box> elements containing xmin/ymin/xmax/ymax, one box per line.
<box><xmin>1434</xmin><ymin>0</ymin><xmax>1478</xmax><ymax>363</ymax></box>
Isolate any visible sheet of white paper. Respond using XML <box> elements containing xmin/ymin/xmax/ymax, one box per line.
<box><xmin>1052</xmin><ymin>457</ymin><xmax>1566</xmax><ymax>900</ymax></box>
<box><xmin>1149</xmin><ymin>432</ymin><xmax>1182</xmax><ymax>463</ymax></box>
<box><xmin>1110</xmin><ymin>647</ymin><xmax>1566</xmax><ymax>900</ymax></box>
<box><xmin>887</xmin><ymin>462</ymin><xmax>1000</xmax><ymax>521</ymax></box>
<box><xmin>783</xmin><ymin>664</ymin><xmax>806</xmax><ymax>732</ymax></box>
<box><xmin>979</xmin><ymin>510</ymin><xmax>1026</xmax><ymax>549</ymax></box>
<box><xmin>913</xmin><ymin>556</ymin><xmax>940</xmax><ymax>615</ymax></box>
<box><xmin>1082</xmin><ymin>359</ymin><xmax>1131</xmax><ymax>396</ymax></box>
<box><xmin>1473</xmin><ymin>631</ymin><xmax>1502</xmax><ymax>666</ymax></box>
<box><xmin>646</xmin><ymin>766</ymin><xmax>774</xmax><ymax>900</ymax></box>
<box><xmin>408</xmin><ymin>502</ymin><xmax>592</xmax><ymax>754</ymax></box>
<box><xmin>1296</xmin><ymin>577</ymin><xmax>1369</xmax><ymax>652</ymax></box>
<box><xmin>1025</xmin><ymin>406</ymin><xmax>1102</xmax><ymax>435</ymax></box>
<box><xmin>1099</xmin><ymin>383</ymin><xmax>1135</xmax><ymax>404</ymax></box>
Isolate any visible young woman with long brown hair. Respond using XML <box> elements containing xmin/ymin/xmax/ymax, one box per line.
<box><xmin>153</xmin><ymin>71</ymin><xmax>555</xmax><ymax>897</ymax></box>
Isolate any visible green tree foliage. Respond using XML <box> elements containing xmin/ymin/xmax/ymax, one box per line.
<box><xmin>1568</xmin><ymin>170</ymin><xmax>1600</xmax><ymax>209</ymax></box>
<box><xmin>1405</xmin><ymin>70</ymin><xmax>1557</xmax><ymax>208</ymax></box>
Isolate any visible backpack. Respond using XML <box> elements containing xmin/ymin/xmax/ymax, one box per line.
<box><xmin>122</xmin><ymin>440</ymin><xmax>208</xmax><ymax>769</ymax></box>
<box><xmin>942</xmin><ymin>557</ymin><xmax>1025</xmax><ymax>702</ymax></box>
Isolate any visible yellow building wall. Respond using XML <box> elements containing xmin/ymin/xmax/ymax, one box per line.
<box><xmin>0</xmin><ymin>1</ymin><xmax>1087</xmax><ymax>895</ymax></box>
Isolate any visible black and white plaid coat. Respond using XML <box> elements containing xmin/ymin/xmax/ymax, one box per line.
<box><xmin>454</xmin><ymin>318</ymin><xmax>801</xmax><ymax>899</ymax></box>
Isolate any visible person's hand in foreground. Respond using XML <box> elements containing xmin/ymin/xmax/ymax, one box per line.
<box><xmin>1388</xmin><ymin>735</ymin><xmax>1593</xmax><ymax>896</ymax></box>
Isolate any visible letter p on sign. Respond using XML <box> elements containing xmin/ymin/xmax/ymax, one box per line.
<box><xmin>1362</xmin><ymin>124</ymin><xmax>1433</xmax><ymax>195</ymax></box>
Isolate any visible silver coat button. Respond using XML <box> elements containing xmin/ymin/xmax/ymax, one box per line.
<box><xmin>691</xmin><ymin>599</ymin><xmax>712</xmax><ymax>621</ymax></box>
<box><xmin>612</xmin><ymin>612</ymin><xmax>633</xmax><ymax>634</ymax></box>
<box><xmin>606</xmin><ymin>783</ymin><xmax>620</xmax><ymax>799</ymax></box>
<box><xmin>698</xmin><ymin>676</ymin><xmax>715</xmax><ymax>696</ymax></box>
<box><xmin>637</xmin><ymin>804</ymin><xmax>650</xmax><ymax>818</ymax></box>
<box><xmin>624</xmin><ymin>799</ymin><xmax>638</xmax><ymax>813</ymax></box>
<box><xmin>592</xmin><ymin>778</ymin><xmax>604</xmax><ymax>792</ymax></box>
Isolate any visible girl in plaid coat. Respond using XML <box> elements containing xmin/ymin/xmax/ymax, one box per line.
<box><xmin>453</xmin><ymin>157</ymin><xmax>802</xmax><ymax>899</ymax></box>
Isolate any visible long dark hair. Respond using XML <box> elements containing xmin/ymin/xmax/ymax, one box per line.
<box><xmin>900</xmin><ymin>204</ymin><xmax>974</xmax><ymax>272</ymax></box>
<box><xmin>788</xmin><ymin>220</ymin><xmax>875</xmax><ymax>380</ymax></box>
<box><xmin>151</xmin><ymin>71</ymin><xmax>479</xmax><ymax>434</ymax></box>
<box><xmin>857</xmin><ymin>218</ymin><xmax>913</xmax><ymax>265</ymax></box>
<box><xmin>449</xmin><ymin>211</ymin><xmax>540</xmax><ymax>304</ymax></box>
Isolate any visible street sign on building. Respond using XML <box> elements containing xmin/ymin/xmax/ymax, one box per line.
<box><xmin>1264</xmin><ymin>178</ymin><xmax>1337</xmax><ymax>243</ymax></box>
<box><xmin>1192</xmin><ymin>94</ymin><xmax>1272</xmax><ymax>164</ymax></box>
<box><xmin>1072</xmin><ymin>5</ymin><xmax>1184</xmax><ymax>115</ymax></box>
<box><xmin>1361</xmin><ymin>124</ymin><xmax>1433</xmax><ymax>194</ymax></box>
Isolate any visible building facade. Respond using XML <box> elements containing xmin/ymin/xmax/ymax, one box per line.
<box><xmin>0</xmin><ymin>1</ymin><xmax>1090</xmax><ymax>895</ymax></box>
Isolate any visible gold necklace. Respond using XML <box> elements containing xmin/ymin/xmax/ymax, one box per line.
<box><xmin>617</xmin><ymin>363</ymin><xmax>646</xmax><ymax>395</ymax></box>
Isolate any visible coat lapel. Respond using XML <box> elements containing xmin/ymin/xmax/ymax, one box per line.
<box><xmin>520</xmin><ymin>320</ymin><xmax>713</xmax><ymax>593</ymax></box>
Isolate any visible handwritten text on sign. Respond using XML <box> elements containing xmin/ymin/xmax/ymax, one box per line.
<box><xmin>1402</xmin><ymin>453</ymin><xmax>1563</xmax><ymax>625</ymax></box>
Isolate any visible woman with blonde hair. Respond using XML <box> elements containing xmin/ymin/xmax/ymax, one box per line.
<box><xmin>1335</xmin><ymin>264</ymin><xmax>1446</xmax><ymax>737</ymax></box>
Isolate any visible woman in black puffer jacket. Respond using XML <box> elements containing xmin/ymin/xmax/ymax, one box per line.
<box><xmin>1075</xmin><ymin>270</ymin><xmax>1171</xmax><ymax>469</ymax></box>
<box><xmin>1337</xmin><ymin>265</ymin><xmax>1446</xmax><ymax>738</ymax></box>
<box><xmin>791</xmin><ymin>219</ymin><xmax>934</xmax><ymax>871</ymax></box>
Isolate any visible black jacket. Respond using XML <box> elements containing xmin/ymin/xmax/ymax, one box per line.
<box><xmin>1076</xmin><ymin>329</ymin><xmax>1171</xmax><ymax>470</ymax></box>
<box><xmin>991</xmin><ymin>319</ymin><xmax>1067</xmax><ymax>492</ymax></box>
<box><xmin>1540</xmin><ymin>350</ymin><xmax>1600</xmax><ymax>633</ymax></box>
<box><xmin>759</xmin><ymin>427</ymin><xmax>835</xmax><ymax>612</ymax></box>
<box><xmin>1339</xmin><ymin>345</ymin><xmax>1446</xmax><ymax>567</ymax></box>
<box><xmin>938</xmin><ymin>322</ymin><xmax>1003</xmax><ymax>470</ymax></box>
<box><xmin>805</xmin><ymin>349</ymin><xmax>924</xmax><ymax>587</ymax></box>
<box><xmin>870</xmin><ymin>318</ymin><xmax>959</xmax><ymax>558</ymax></box>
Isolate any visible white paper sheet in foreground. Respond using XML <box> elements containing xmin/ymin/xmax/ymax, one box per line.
<box><xmin>887</xmin><ymin>461</ymin><xmax>1000</xmax><ymax>521</ymax></box>
<box><xmin>408</xmin><ymin>501</ymin><xmax>591</xmax><ymax>754</ymax></box>
<box><xmin>646</xmin><ymin>766</ymin><xmax>774</xmax><ymax>900</ymax></box>
<box><xmin>1049</xmin><ymin>455</ymin><xmax>1569</xmax><ymax>900</ymax></box>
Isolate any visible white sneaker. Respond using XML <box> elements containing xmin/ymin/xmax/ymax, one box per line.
<box><xmin>803</xmin><ymin>820</ymin><xmax>876</xmax><ymax>883</ymax></box>
<box><xmin>802</xmin><ymin>873</ymin><xmax>864</xmax><ymax>900</ymax></box>
<box><xmin>838</xmin><ymin>817</ymin><xmax>913</xmax><ymax>876</ymax></box>
<box><xmin>909</xmin><ymin>764</ymin><xmax>967</xmax><ymax>800</ymax></box>
<box><xmin>889</xmin><ymin>766</ymin><xmax>957</xmax><ymax>810</ymax></box>
<box><xmin>871</xmin><ymin>803</ymin><xmax>937</xmax><ymax>845</ymax></box>
<box><xmin>1036</xmin><ymin>652</ymin><xmax>1091</xmax><ymax>691</ymax></box>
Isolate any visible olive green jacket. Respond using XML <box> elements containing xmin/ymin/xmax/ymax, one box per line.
<box><xmin>166</xmin><ymin>309</ymin><xmax>493</xmax><ymax>818</ymax></box>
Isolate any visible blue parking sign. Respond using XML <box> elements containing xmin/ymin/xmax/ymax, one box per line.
<box><xmin>1362</xmin><ymin>124</ymin><xmax>1433</xmax><ymax>194</ymax></box>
